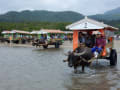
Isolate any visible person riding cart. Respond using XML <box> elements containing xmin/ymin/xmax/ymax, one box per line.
<box><xmin>64</xmin><ymin>16</ymin><xmax>118</xmax><ymax>72</ymax></box>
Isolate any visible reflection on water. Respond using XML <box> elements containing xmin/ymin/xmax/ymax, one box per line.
<box><xmin>0</xmin><ymin>45</ymin><xmax>120</xmax><ymax>90</ymax></box>
<box><xmin>64</xmin><ymin>59</ymin><xmax>120</xmax><ymax>90</ymax></box>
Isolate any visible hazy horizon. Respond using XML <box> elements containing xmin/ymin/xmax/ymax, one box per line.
<box><xmin>0</xmin><ymin>0</ymin><xmax>120</xmax><ymax>15</ymax></box>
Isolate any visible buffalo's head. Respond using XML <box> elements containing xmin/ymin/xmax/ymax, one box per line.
<box><xmin>64</xmin><ymin>50</ymin><xmax>86</xmax><ymax>67</ymax></box>
<box><xmin>64</xmin><ymin>51</ymin><xmax>73</xmax><ymax>67</ymax></box>
<box><xmin>67</xmin><ymin>51</ymin><xmax>74</xmax><ymax>67</ymax></box>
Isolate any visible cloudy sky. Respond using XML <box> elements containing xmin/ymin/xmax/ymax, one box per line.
<box><xmin>0</xmin><ymin>0</ymin><xmax>120</xmax><ymax>15</ymax></box>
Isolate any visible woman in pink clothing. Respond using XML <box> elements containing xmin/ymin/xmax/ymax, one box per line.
<box><xmin>91</xmin><ymin>33</ymin><xmax>106</xmax><ymax>54</ymax></box>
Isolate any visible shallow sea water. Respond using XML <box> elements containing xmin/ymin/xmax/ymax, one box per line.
<box><xmin>0</xmin><ymin>42</ymin><xmax>120</xmax><ymax>90</ymax></box>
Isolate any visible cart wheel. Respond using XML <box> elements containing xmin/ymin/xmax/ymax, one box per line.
<box><xmin>110</xmin><ymin>49</ymin><xmax>117</xmax><ymax>66</ymax></box>
<box><xmin>43</xmin><ymin>45</ymin><xmax>48</xmax><ymax>49</ymax></box>
<box><xmin>55</xmin><ymin>42</ymin><xmax>59</xmax><ymax>48</ymax></box>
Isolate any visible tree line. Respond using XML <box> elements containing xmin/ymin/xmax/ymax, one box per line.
<box><xmin>0</xmin><ymin>20</ymin><xmax>120</xmax><ymax>35</ymax></box>
<box><xmin>0</xmin><ymin>22</ymin><xmax>71</xmax><ymax>35</ymax></box>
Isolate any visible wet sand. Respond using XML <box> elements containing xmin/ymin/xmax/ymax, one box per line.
<box><xmin>0</xmin><ymin>40</ymin><xmax>120</xmax><ymax>90</ymax></box>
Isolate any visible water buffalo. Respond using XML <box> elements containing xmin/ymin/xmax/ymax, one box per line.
<box><xmin>32</xmin><ymin>39</ymin><xmax>48</xmax><ymax>48</ymax></box>
<box><xmin>64</xmin><ymin>46</ymin><xmax>94</xmax><ymax>73</ymax></box>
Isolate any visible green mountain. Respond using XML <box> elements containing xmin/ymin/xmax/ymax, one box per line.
<box><xmin>0</xmin><ymin>10</ymin><xmax>84</xmax><ymax>22</ymax></box>
<box><xmin>89</xmin><ymin>7</ymin><xmax>120</xmax><ymax>21</ymax></box>
<box><xmin>0</xmin><ymin>9</ymin><xmax>120</xmax><ymax>34</ymax></box>
<box><xmin>104</xmin><ymin>7</ymin><xmax>120</xmax><ymax>15</ymax></box>
<box><xmin>1</xmin><ymin>7</ymin><xmax>120</xmax><ymax>22</ymax></box>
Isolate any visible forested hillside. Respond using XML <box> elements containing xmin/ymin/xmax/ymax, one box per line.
<box><xmin>0</xmin><ymin>8</ymin><xmax>120</xmax><ymax>34</ymax></box>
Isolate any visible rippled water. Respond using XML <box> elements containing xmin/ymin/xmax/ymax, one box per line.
<box><xmin>0</xmin><ymin>43</ymin><xmax>120</xmax><ymax>90</ymax></box>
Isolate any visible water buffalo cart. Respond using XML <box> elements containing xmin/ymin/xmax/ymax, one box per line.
<box><xmin>32</xmin><ymin>29</ymin><xmax>64</xmax><ymax>49</ymax></box>
<box><xmin>64</xmin><ymin>17</ymin><xmax>118</xmax><ymax>73</ymax></box>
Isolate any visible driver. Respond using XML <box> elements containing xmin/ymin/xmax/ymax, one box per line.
<box><xmin>78</xmin><ymin>32</ymin><xmax>85</xmax><ymax>44</ymax></box>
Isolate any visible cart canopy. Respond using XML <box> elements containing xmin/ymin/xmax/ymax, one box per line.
<box><xmin>64</xmin><ymin>31</ymin><xmax>73</xmax><ymax>34</ymax></box>
<box><xmin>66</xmin><ymin>17</ymin><xmax>118</xmax><ymax>50</ymax></box>
<box><xmin>11</xmin><ymin>30</ymin><xmax>30</xmax><ymax>34</ymax></box>
<box><xmin>37</xmin><ymin>30</ymin><xmax>48</xmax><ymax>34</ymax></box>
<box><xmin>1</xmin><ymin>31</ymin><xmax>11</xmax><ymax>34</ymax></box>
<box><xmin>31</xmin><ymin>31</ymin><xmax>39</xmax><ymax>34</ymax></box>
<box><xmin>66</xmin><ymin>16</ymin><xmax>118</xmax><ymax>31</ymax></box>
<box><xmin>40</xmin><ymin>29</ymin><xmax>64</xmax><ymax>34</ymax></box>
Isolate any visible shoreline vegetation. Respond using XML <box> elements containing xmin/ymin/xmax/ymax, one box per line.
<box><xmin>0</xmin><ymin>9</ymin><xmax>120</xmax><ymax>35</ymax></box>
<box><xmin>0</xmin><ymin>22</ymin><xmax>71</xmax><ymax>35</ymax></box>
<box><xmin>0</xmin><ymin>21</ymin><xmax>119</xmax><ymax>36</ymax></box>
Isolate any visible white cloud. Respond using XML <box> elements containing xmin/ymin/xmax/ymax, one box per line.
<box><xmin>0</xmin><ymin>0</ymin><xmax>120</xmax><ymax>15</ymax></box>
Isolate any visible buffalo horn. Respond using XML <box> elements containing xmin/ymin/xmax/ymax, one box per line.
<box><xmin>74</xmin><ymin>50</ymin><xmax>86</xmax><ymax>56</ymax></box>
<box><xmin>64</xmin><ymin>53</ymin><xmax>69</xmax><ymax>56</ymax></box>
<box><xmin>64</xmin><ymin>51</ymin><xmax>72</xmax><ymax>56</ymax></box>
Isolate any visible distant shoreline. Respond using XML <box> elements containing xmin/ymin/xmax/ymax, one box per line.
<box><xmin>0</xmin><ymin>40</ymin><xmax>120</xmax><ymax>53</ymax></box>
<box><xmin>0</xmin><ymin>43</ymin><xmax>33</xmax><ymax>48</ymax></box>
<box><xmin>0</xmin><ymin>41</ymin><xmax>73</xmax><ymax>49</ymax></box>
